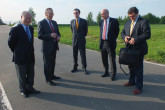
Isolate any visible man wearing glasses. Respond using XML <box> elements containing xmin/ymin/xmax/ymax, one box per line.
<box><xmin>70</xmin><ymin>8</ymin><xmax>88</xmax><ymax>74</ymax></box>
<box><xmin>121</xmin><ymin>7</ymin><xmax>151</xmax><ymax>95</ymax></box>
<box><xmin>38</xmin><ymin>8</ymin><xmax>61</xmax><ymax>86</ymax></box>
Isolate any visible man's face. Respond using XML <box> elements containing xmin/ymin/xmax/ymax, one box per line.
<box><xmin>45</xmin><ymin>9</ymin><xmax>54</xmax><ymax>20</ymax></box>
<box><xmin>101</xmin><ymin>10</ymin><xmax>109</xmax><ymax>20</ymax></box>
<box><xmin>21</xmin><ymin>13</ymin><xmax>32</xmax><ymax>26</ymax></box>
<box><xmin>128</xmin><ymin>12</ymin><xmax>138</xmax><ymax>22</ymax></box>
<box><xmin>73</xmin><ymin>10</ymin><xmax>80</xmax><ymax>18</ymax></box>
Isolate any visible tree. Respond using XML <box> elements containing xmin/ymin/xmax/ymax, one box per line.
<box><xmin>0</xmin><ymin>17</ymin><xmax>3</xmax><ymax>25</ymax></box>
<box><xmin>142</xmin><ymin>13</ymin><xmax>160</xmax><ymax>24</ymax></box>
<box><xmin>96</xmin><ymin>12</ymin><xmax>101</xmax><ymax>24</ymax></box>
<box><xmin>86</xmin><ymin>12</ymin><xmax>94</xmax><ymax>26</ymax></box>
<box><xmin>160</xmin><ymin>16</ymin><xmax>165</xmax><ymax>24</ymax></box>
<box><xmin>28</xmin><ymin>7</ymin><xmax>36</xmax><ymax>26</ymax></box>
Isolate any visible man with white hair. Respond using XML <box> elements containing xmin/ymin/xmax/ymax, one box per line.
<box><xmin>8</xmin><ymin>11</ymin><xmax>40</xmax><ymax>98</ymax></box>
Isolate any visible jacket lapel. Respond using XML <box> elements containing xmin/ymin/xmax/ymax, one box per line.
<box><xmin>131</xmin><ymin>17</ymin><xmax>141</xmax><ymax>36</ymax></box>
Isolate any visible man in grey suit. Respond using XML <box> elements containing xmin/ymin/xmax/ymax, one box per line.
<box><xmin>121</xmin><ymin>7</ymin><xmax>151</xmax><ymax>94</ymax></box>
<box><xmin>38</xmin><ymin>8</ymin><xmax>61</xmax><ymax>86</ymax></box>
<box><xmin>99</xmin><ymin>9</ymin><xmax>119</xmax><ymax>81</ymax></box>
<box><xmin>70</xmin><ymin>8</ymin><xmax>88</xmax><ymax>74</ymax></box>
<box><xmin>8</xmin><ymin>11</ymin><xmax>40</xmax><ymax>98</ymax></box>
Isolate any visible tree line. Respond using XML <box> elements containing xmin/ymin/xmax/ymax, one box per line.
<box><xmin>1</xmin><ymin>7</ymin><xmax>165</xmax><ymax>26</ymax></box>
<box><xmin>87</xmin><ymin>12</ymin><xmax>165</xmax><ymax>25</ymax></box>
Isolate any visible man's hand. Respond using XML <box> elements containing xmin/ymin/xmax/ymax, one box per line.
<box><xmin>129</xmin><ymin>38</ymin><xmax>135</xmax><ymax>45</ymax></box>
<box><xmin>56</xmin><ymin>36</ymin><xmax>60</xmax><ymax>41</ymax></box>
<box><xmin>51</xmin><ymin>33</ymin><xmax>57</xmax><ymax>38</ymax></box>
<box><xmin>125</xmin><ymin>36</ymin><xmax>131</xmax><ymax>43</ymax></box>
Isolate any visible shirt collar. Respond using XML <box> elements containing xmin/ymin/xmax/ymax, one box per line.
<box><xmin>21</xmin><ymin>23</ymin><xmax>29</xmax><ymax>31</ymax></box>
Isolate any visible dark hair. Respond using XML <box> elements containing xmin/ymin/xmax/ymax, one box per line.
<box><xmin>45</xmin><ymin>8</ymin><xmax>53</xmax><ymax>13</ymax></box>
<box><xmin>73</xmin><ymin>8</ymin><xmax>80</xmax><ymax>14</ymax></box>
<box><xmin>128</xmin><ymin>7</ymin><xmax>139</xmax><ymax>14</ymax></box>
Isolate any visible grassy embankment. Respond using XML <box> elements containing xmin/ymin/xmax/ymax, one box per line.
<box><xmin>34</xmin><ymin>25</ymin><xmax>165</xmax><ymax>64</ymax></box>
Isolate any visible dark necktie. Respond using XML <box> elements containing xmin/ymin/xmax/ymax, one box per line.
<box><xmin>26</xmin><ymin>26</ymin><xmax>31</xmax><ymax>41</ymax></box>
<box><xmin>49</xmin><ymin>20</ymin><xmax>54</xmax><ymax>32</ymax></box>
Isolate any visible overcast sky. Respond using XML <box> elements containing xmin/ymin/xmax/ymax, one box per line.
<box><xmin>0</xmin><ymin>0</ymin><xmax>165</xmax><ymax>24</ymax></box>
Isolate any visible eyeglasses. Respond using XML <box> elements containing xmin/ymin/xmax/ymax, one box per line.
<box><xmin>73</xmin><ymin>12</ymin><xmax>79</xmax><ymax>14</ymax></box>
<box><xmin>129</xmin><ymin>15</ymin><xmax>136</xmax><ymax>18</ymax></box>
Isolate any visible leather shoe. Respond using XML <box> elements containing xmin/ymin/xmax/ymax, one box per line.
<box><xmin>110</xmin><ymin>77</ymin><xmax>115</xmax><ymax>81</ymax></box>
<box><xmin>124</xmin><ymin>82</ymin><xmax>135</xmax><ymax>86</ymax></box>
<box><xmin>51</xmin><ymin>75</ymin><xmax>61</xmax><ymax>80</ymax></box>
<box><xmin>101</xmin><ymin>73</ymin><xmax>109</xmax><ymax>77</ymax></box>
<box><xmin>71</xmin><ymin>68</ymin><xmax>77</xmax><ymax>73</ymax></box>
<box><xmin>46</xmin><ymin>80</ymin><xmax>56</xmax><ymax>86</ymax></box>
<box><xmin>133</xmin><ymin>89</ymin><xmax>141</xmax><ymax>95</ymax></box>
<box><xmin>21</xmin><ymin>92</ymin><xmax>28</xmax><ymax>98</ymax></box>
<box><xmin>83</xmin><ymin>68</ymin><xmax>88</xmax><ymax>74</ymax></box>
<box><xmin>28</xmin><ymin>88</ymin><xmax>40</xmax><ymax>94</ymax></box>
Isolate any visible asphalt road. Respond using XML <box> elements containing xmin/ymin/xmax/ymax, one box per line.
<box><xmin>0</xmin><ymin>25</ymin><xmax>165</xmax><ymax>110</ymax></box>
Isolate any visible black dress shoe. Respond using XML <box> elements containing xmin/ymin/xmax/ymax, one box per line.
<box><xmin>101</xmin><ymin>73</ymin><xmax>109</xmax><ymax>77</ymax></box>
<box><xmin>83</xmin><ymin>68</ymin><xmax>88</xmax><ymax>74</ymax></box>
<box><xmin>71</xmin><ymin>68</ymin><xmax>77</xmax><ymax>73</ymax></box>
<box><xmin>28</xmin><ymin>88</ymin><xmax>40</xmax><ymax>94</ymax></box>
<box><xmin>51</xmin><ymin>75</ymin><xmax>61</xmax><ymax>80</ymax></box>
<box><xmin>46</xmin><ymin>80</ymin><xmax>56</xmax><ymax>86</ymax></box>
<box><xmin>110</xmin><ymin>77</ymin><xmax>116</xmax><ymax>81</ymax></box>
<box><xmin>21</xmin><ymin>92</ymin><xmax>28</xmax><ymax>98</ymax></box>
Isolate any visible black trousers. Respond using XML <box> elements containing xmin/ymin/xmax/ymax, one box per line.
<box><xmin>101</xmin><ymin>41</ymin><xmax>116</xmax><ymax>77</ymax></box>
<box><xmin>73</xmin><ymin>43</ymin><xmax>87</xmax><ymax>69</ymax></box>
<box><xmin>43</xmin><ymin>51</ymin><xmax>56</xmax><ymax>81</ymax></box>
<box><xmin>15</xmin><ymin>63</ymin><xmax>34</xmax><ymax>93</ymax></box>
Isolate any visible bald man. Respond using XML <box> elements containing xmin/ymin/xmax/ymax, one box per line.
<box><xmin>8</xmin><ymin>11</ymin><xmax>40</xmax><ymax>98</ymax></box>
<box><xmin>99</xmin><ymin>9</ymin><xmax>119</xmax><ymax>81</ymax></box>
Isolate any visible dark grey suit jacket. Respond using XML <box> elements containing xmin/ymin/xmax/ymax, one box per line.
<box><xmin>121</xmin><ymin>17</ymin><xmax>151</xmax><ymax>55</ymax></box>
<box><xmin>99</xmin><ymin>18</ymin><xmax>119</xmax><ymax>51</ymax></box>
<box><xmin>38</xmin><ymin>19</ymin><xmax>60</xmax><ymax>54</ymax></box>
<box><xmin>8</xmin><ymin>24</ymin><xmax>35</xmax><ymax>65</ymax></box>
<box><xmin>71</xmin><ymin>18</ymin><xmax>88</xmax><ymax>48</ymax></box>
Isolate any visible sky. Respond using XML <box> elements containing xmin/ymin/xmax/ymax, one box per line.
<box><xmin>0</xmin><ymin>0</ymin><xmax>165</xmax><ymax>24</ymax></box>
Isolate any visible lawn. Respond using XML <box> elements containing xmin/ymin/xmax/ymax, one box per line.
<box><xmin>34</xmin><ymin>24</ymin><xmax>165</xmax><ymax>64</ymax></box>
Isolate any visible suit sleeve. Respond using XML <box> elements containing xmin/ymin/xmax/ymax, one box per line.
<box><xmin>121</xmin><ymin>22</ymin><xmax>127</xmax><ymax>41</ymax></box>
<box><xmin>8</xmin><ymin>27</ymin><xmax>18</xmax><ymax>52</ymax></box>
<box><xmin>134</xmin><ymin>20</ymin><xmax>151</xmax><ymax>44</ymax></box>
<box><xmin>114</xmin><ymin>19</ymin><xmax>119</xmax><ymax>39</ymax></box>
<box><xmin>84</xmin><ymin>20</ymin><xmax>88</xmax><ymax>37</ymax></box>
<box><xmin>37</xmin><ymin>21</ymin><xmax>52</xmax><ymax>41</ymax></box>
<box><xmin>70</xmin><ymin>20</ymin><xmax>73</xmax><ymax>33</ymax></box>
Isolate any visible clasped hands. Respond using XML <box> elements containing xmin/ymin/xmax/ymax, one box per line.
<box><xmin>51</xmin><ymin>33</ymin><xmax>60</xmax><ymax>41</ymax></box>
<box><xmin>125</xmin><ymin>36</ymin><xmax>135</xmax><ymax>45</ymax></box>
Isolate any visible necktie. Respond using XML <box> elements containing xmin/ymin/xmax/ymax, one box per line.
<box><xmin>76</xmin><ymin>19</ymin><xmax>79</xmax><ymax>29</ymax></box>
<box><xmin>130</xmin><ymin>21</ymin><xmax>134</xmax><ymax>36</ymax></box>
<box><xmin>49</xmin><ymin>20</ymin><xmax>54</xmax><ymax>32</ymax></box>
<box><xmin>102</xmin><ymin>20</ymin><xmax>107</xmax><ymax>40</ymax></box>
<box><xmin>26</xmin><ymin>26</ymin><xmax>31</xmax><ymax>41</ymax></box>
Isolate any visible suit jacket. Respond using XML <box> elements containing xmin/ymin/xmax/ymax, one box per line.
<box><xmin>121</xmin><ymin>17</ymin><xmax>151</xmax><ymax>55</ymax></box>
<box><xmin>8</xmin><ymin>24</ymin><xmax>35</xmax><ymax>65</ymax></box>
<box><xmin>99</xmin><ymin>17</ymin><xmax>119</xmax><ymax>51</ymax></box>
<box><xmin>71</xmin><ymin>18</ymin><xmax>88</xmax><ymax>48</ymax></box>
<box><xmin>38</xmin><ymin>19</ymin><xmax>60</xmax><ymax>54</ymax></box>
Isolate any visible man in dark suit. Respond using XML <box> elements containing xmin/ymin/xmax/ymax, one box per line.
<box><xmin>99</xmin><ymin>9</ymin><xmax>119</xmax><ymax>81</ymax></box>
<box><xmin>38</xmin><ymin>8</ymin><xmax>61</xmax><ymax>86</ymax></box>
<box><xmin>70</xmin><ymin>8</ymin><xmax>88</xmax><ymax>74</ymax></box>
<box><xmin>8</xmin><ymin>11</ymin><xmax>40</xmax><ymax>98</ymax></box>
<box><xmin>121</xmin><ymin>7</ymin><xmax>151</xmax><ymax>94</ymax></box>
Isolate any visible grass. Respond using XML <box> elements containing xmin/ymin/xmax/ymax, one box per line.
<box><xmin>34</xmin><ymin>24</ymin><xmax>165</xmax><ymax>64</ymax></box>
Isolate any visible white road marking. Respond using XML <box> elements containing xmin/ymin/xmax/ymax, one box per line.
<box><xmin>0</xmin><ymin>81</ymin><xmax>13</xmax><ymax>110</ymax></box>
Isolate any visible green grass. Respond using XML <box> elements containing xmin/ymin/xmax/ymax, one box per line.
<box><xmin>34</xmin><ymin>24</ymin><xmax>165</xmax><ymax>64</ymax></box>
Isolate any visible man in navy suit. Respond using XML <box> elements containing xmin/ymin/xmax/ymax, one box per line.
<box><xmin>8</xmin><ymin>11</ymin><xmax>40</xmax><ymax>98</ymax></box>
<box><xmin>121</xmin><ymin>7</ymin><xmax>151</xmax><ymax>94</ymax></box>
<box><xmin>38</xmin><ymin>8</ymin><xmax>61</xmax><ymax>86</ymax></box>
<box><xmin>99</xmin><ymin>9</ymin><xmax>119</xmax><ymax>81</ymax></box>
<box><xmin>70</xmin><ymin>8</ymin><xmax>88</xmax><ymax>74</ymax></box>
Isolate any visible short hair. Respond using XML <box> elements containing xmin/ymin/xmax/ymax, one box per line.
<box><xmin>104</xmin><ymin>9</ymin><xmax>109</xmax><ymax>14</ymax></box>
<box><xmin>45</xmin><ymin>8</ymin><xmax>53</xmax><ymax>13</ymax></box>
<box><xmin>73</xmin><ymin>8</ymin><xmax>80</xmax><ymax>14</ymax></box>
<box><xmin>128</xmin><ymin>7</ymin><xmax>139</xmax><ymax>14</ymax></box>
<box><xmin>21</xmin><ymin>11</ymin><xmax>32</xmax><ymax>17</ymax></box>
